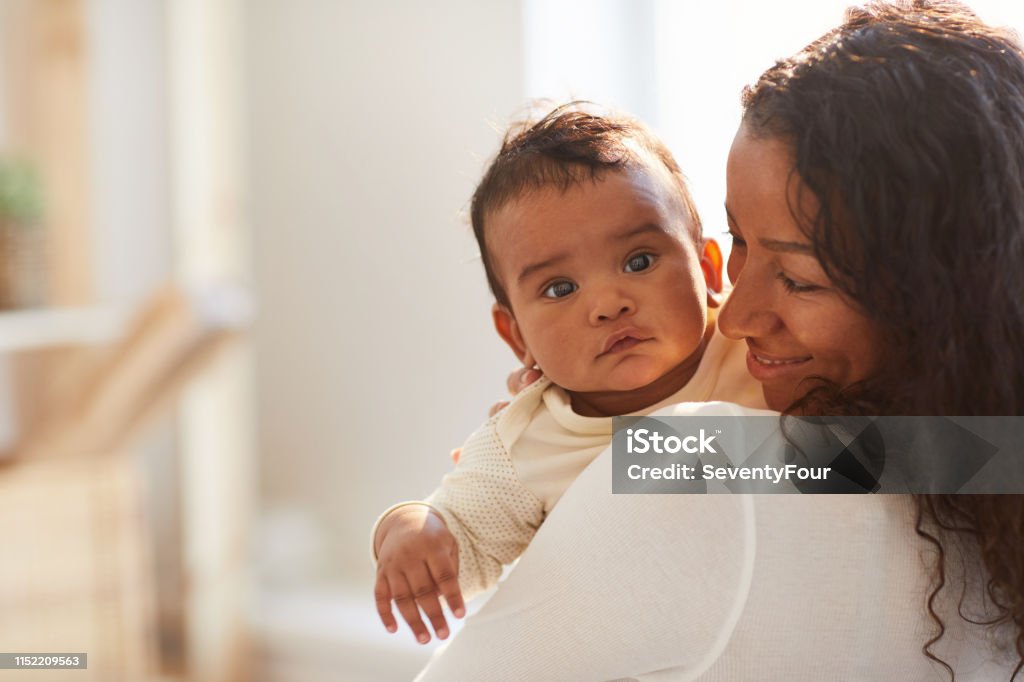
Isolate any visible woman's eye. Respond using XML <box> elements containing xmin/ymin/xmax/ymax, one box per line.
<box><xmin>542</xmin><ymin>280</ymin><xmax>578</xmax><ymax>298</ymax></box>
<box><xmin>776</xmin><ymin>272</ymin><xmax>820</xmax><ymax>294</ymax></box>
<box><xmin>728</xmin><ymin>229</ymin><xmax>747</xmax><ymax>248</ymax></box>
<box><xmin>625</xmin><ymin>253</ymin><xmax>655</xmax><ymax>272</ymax></box>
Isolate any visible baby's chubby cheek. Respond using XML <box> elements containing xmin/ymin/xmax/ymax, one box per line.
<box><xmin>523</xmin><ymin>335</ymin><xmax>589</xmax><ymax>389</ymax></box>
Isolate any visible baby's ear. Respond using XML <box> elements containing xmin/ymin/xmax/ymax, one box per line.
<box><xmin>492</xmin><ymin>303</ymin><xmax>535</xmax><ymax>367</ymax></box>
<box><xmin>700</xmin><ymin>238</ymin><xmax>724</xmax><ymax>308</ymax></box>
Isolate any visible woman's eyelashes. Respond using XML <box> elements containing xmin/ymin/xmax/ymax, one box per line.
<box><xmin>776</xmin><ymin>271</ymin><xmax>821</xmax><ymax>294</ymax></box>
<box><xmin>727</xmin><ymin>228</ymin><xmax>746</xmax><ymax>248</ymax></box>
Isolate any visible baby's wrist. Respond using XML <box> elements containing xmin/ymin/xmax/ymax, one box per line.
<box><xmin>373</xmin><ymin>502</ymin><xmax>441</xmax><ymax>557</ymax></box>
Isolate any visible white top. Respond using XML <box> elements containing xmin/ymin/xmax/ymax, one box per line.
<box><xmin>382</xmin><ymin>329</ymin><xmax>765</xmax><ymax>598</ymax></box>
<box><xmin>415</xmin><ymin>401</ymin><xmax>1019</xmax><ymax>681</ymax></box>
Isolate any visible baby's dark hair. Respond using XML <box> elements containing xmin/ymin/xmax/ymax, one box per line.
<box><xmin>470</xmin><ymin>102</ymin><xmax>701</xmax><ymax>307</ymax></box>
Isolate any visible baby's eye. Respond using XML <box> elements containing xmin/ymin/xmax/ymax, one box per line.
<box><xmin>542</xmin><ymin>280</ymin><xmax>578</xmax><ymax>299</ymax></box>
<box><xmin>625</xmin><ymin>253</ymin><xmax>655</xmax><ymax>273</ymax></box>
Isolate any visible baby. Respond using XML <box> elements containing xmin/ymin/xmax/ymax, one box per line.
<box><xmin>372</xmin><ymin>103</ymin><xmax>764</xmax><ymax>644</ymax></box>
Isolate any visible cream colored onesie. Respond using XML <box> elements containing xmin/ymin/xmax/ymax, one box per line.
<box><xmin>375</xmin><ymin>327</ymin><xmax>765</xmax><ymax>599</ymax></box>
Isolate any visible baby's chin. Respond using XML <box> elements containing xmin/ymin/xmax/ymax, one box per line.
<box><xmin>561</xmin><ymin>366</ymin><xmax>669</xmax><ymax>395</ymax></box>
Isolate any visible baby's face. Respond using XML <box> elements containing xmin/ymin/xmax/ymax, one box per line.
<box><xmin>488</xmin><ymin>167</ymin><xmax>712</xmax><ymax>394</ymax></box>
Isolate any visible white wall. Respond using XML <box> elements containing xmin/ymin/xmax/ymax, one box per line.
<box><xmin>524</xmin><ymin>0</ymin><xmax>657</xmax><ymax>123</ymax></box>
<box><xmin>245</xmin><ymin>1</ymin><xmax>525</xmax><ymax>587</ymax></box>
<box><xmin>86</xmin><ymin>0</ymin><xmax>171</xmax><ymax>306</ymax></box>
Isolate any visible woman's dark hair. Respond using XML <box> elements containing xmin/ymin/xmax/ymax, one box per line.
<box><xmin>741</xmin><ymin>1</ymin><xmax>1024</xmax><ymax>677</ymax></box>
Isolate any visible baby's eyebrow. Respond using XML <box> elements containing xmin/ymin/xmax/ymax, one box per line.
<box><xmin>614</xmin><ymin>223</ymin><xmax>665</xmax><ymax>241</ymax></box>
<box><xmin>517</xmin><ymin>252</ymin><xmax>569</xmax><ymax>284</ymax></box>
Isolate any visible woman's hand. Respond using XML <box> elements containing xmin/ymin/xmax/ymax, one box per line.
<box><xmin>487</xmin><ymin>367</ymin><xmax>543</xmax><ymax>416</ymax></box>
<box><xmin>507</xmin><ymin>366</ymin><xmax>543</xmax><ymax>397</ymax></box>
<box><xmin>373</xmin><ymin>505</ymin><xmax>465</xmax><ymax>643</ymax></box>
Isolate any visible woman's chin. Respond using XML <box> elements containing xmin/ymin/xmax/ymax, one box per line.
<box><xmin>762</xmin><ymin>384</ymin><xmax>796</xmax><ymax>412</ymax></box>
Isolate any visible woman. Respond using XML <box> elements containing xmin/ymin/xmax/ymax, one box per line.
<box><xmin>416</xmin><ymin>2</ymin><xmax>1024</xmax><ymax>679</ymax></box>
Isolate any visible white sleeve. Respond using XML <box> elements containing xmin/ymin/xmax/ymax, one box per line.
<box><xmin>423</xmin><ymin>415</ymin><xmax>546</xmax><ymax>600</ymax></box>
<box><xmin>414</xmin><ymin>441</ymin><xmax>757</xmax><ymax>682</ymax></box>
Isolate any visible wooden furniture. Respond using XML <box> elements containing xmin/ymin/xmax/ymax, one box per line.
<box><xmin>0</xmin><ymin>285</ymin><xmax>248</xmax><ymax>682</ymax></box>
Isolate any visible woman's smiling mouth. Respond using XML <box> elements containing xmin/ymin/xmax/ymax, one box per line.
<box><xmin>751</xmin><ymin>352</ymin><xmax>811</xmax><ymax>366</ymax></box>
<box><xmin>745</xmin><ymin>348</ymin><xmax>812</xmax><ymax>382</ymax></box>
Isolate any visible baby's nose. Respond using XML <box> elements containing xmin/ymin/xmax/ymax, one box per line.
<box><xmin>589</xmin><ymin>293</ymin><xmax>635</xmax><ymax>324</ymax></box>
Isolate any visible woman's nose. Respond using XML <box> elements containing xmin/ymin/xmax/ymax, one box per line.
<box><xmin>718</xmin><ymin>268</ymin><xmax>780</xmax><ymax>340</ymax></box>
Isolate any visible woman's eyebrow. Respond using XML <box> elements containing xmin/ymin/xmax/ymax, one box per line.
<box><xmin>724</xmin><ymin>205</ymin><xmax>812</xmax><ymax>253</ymax></box>
<box><xmin>759</xmin><ymin>238</ymin><xmax>813</xmax><ymax>254</ymax></box>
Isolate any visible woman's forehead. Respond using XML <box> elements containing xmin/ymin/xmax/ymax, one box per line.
<box><xmin>726</xmin><ymin>127</ymin><xmax>816</xmax><ymax>240</ymax></box>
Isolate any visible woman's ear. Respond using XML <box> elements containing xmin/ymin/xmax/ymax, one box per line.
<box><xmin>492</xmin><ymin>303</ymin><xmax>536</xmax><ymax>367</ymax></box>
<box><xmin>700</xmin><ymin>238</ymin><xmax>724</xmax><ymax>308</ymax></box>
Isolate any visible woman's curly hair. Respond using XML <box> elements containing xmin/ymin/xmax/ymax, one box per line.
<box><xmin>740</xmin><ymin>1</ymin><xmax>1024</xmax><ymax>677</ymax></box>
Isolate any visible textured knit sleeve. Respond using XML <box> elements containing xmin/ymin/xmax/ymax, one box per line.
<box><xmin>423</xmin><ymin>413</ymin><xmax>547</xmax><ymax>600</ymax></box>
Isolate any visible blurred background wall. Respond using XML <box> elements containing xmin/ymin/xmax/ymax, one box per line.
<box><xmin>245</xmin><ymin>2</ymin><xmax>525</xmax><ymax>677</ymax></box>
<box><xmin>247</xmin><ymin>0</ymin><xmax>524</xmax><ymax>586</ymax></box>
<box><xmin>1</xmin><ymin>1</ymin><xmax>1023</xmax><ymax>681</ymax></box>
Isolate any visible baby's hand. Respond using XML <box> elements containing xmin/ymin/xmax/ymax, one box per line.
<box><xmin>373</xmin><ymin>505</ymin><xmax>465</xmax><ymax>644</ymax></box>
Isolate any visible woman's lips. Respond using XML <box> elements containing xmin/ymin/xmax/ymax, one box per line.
<box><xmin>745</xmin><ymin>349</ymin><xmax>813</xmax><ymax>382</ymax></box>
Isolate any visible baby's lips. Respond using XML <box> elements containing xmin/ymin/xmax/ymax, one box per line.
<box><xmin>599</xmin><ymin>327</ymin><xmax>648</xmax><ymax>355</ymax></box>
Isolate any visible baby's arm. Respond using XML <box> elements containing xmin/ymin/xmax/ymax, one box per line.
<box><xmin>423</xmin><ymin>412</ymin><xmax>547</xmax><ymax>599</ymax></box>
<box><xmin>372</xmin><ymin>411</ymin><xmax>547</xmax><ymax>641</ymax></box>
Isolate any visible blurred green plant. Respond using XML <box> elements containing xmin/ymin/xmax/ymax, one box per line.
<box><xmin>0</xmin><ymin>158</ymin><xmax>44</xmax><ymax>224</ymax></box>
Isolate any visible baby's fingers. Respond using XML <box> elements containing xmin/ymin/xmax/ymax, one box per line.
<box><xmin>408</xmin><ymin>563</ymin><xmax>450</xmax><ymax>640</ymax></box>
<box><xmin>391</xmin><ymin>573</ymin><xmax>433</xmax><ymax>644</ymax></box>
<box><xmin>427</xmin><ymin>549</ymin><xmax>465</xmax><ymax>619</ymax></box>
<box><xmin>373</xmin><ymin>574</ymin><xmax>398</xmax><ymax>633</ymax></box>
